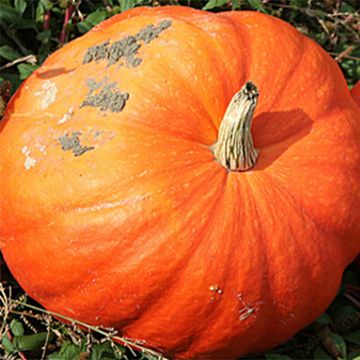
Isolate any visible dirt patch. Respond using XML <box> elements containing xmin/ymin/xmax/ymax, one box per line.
<box><xmin>81</xmin><ymin>78</ymin><xmax>129</xmax><ymax>113</ymax></box>
<box><xmin>82</xmin><ymin>20</ymin><xmax>172</xmax><ymax>67</ymax></box>
<box><xmin>58</xmin><ymin>132</ymin><xmax>94</xmax><ymax>157</ymax></box>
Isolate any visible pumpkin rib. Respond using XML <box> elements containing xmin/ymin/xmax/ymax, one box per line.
<box><xmin>150</xmin><ymin>13</ymin><xmax>244</xmax><ymax>132</ymax></box>
<box><xmin>274</xmin><ymin>127</ymin><xmax>356</xmax><ymax>253</ymax></box>
<box><xmin>117</xmin><ymin>60</ymin><xmax>219</xmax><ymax>140</ymax></box>
<box><xmin>121</xmin><ymin>166</ymin><xmax>229</xmax><ymax>326</ymax></box>
<box><xmin>219</xmin><ymin>11</ymin><xmax>301</xmax><ymax>112</ymax></box>
<box><xmin>179</xmin><ymin>12</ymin><xmax>250</xmax><ymax>105</ymax></box>
<box><xmin>173</xmin><ymin>170</ymin><xmax>344</xmax><ymax>359</ymax></box>
<box><xmin>217</xmin><ymin>14</ymin><xmax>251</xmax><ymax>81</ymax></box>
<box><xmin>225</xmin><ymin>12</ymin><xmax>307</xmax><ymax>113</ymax></box>
<box><xmin>237</xmin><ymin>173</ymin><xmax>345</xmax><ymax>344</ymax></box>
<box><xmin>55</xmin><ymin>145</ymin><xmax>214</xmax><ymax>213</ymax></box>
<box><xmin>263</xmin><ymin>169</ymin><xmax>357</xmax><ymax>267</ymax></box>
<box><xmin>241</xmin><ymin>175</ymin><xmax>285</xmax><ymax>330</ymax></box>
<box><xmin>34</xmin><ymin>162</ymin><xmax>228</xmax><ymax>327</ymax></box>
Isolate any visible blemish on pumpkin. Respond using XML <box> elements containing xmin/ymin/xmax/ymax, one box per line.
<box><xmin>21</xmin><ymin>146</ymin><xmax>37</xmax><ymax>170</ymax></box>
<box><xmin>239</xmin><ymin>307</ymin><xmax>257</xmax><ymax>321</ymax></box>
<box><xmin>209</xmin><ymin>285</ymin><xmax>223</xmax><ymax>295</ymax></box>
<box><xmin>82</xmin><ymin>20</ymin><xmax>172</xmax><ymax>67</ymax></box>
<box><xmin>81</xmin><ymin>78</ymin><xmax>129</xmax><ymax>113</ymax></box>
<box><xmin>34</xmin><ymin>80</ymin><xmax>58</xmax><ymax>110</ymax></box>
<box><xmin>58</xmin><ymin>132</ymin><xmax>94</xmax><ymax>157</ymax></box>
<box><xmin>58</xmin><ymin>107</ymin><xmax>75</xmax><ymax>124</ymax></box>
<box><xmin>83</xmin><ymin>41</ymin><xmax>109</xmax><ymax>63</ymax></box>
<box><xmin>237</xmin><ymin>294</ymin><xmax>260</xmax><ymax>322</ymax></box>
<box><xmin>135</xmin><ymin>20</ymin><xmax>172</xmax><ymax>43</ymax></box>
<box><xmin>35</xmin><ymin>143</ymin><xmax>47</xmax><ymax>154</ymax></box>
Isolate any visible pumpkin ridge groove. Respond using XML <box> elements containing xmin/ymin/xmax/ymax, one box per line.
<box><xmin>122</xmin><ymin>168</ymin><xmax>229</xmax><ymax>343</ymax></box>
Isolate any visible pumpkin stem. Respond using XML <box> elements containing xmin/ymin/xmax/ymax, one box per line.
<box><xmin>212</xmin><ymin>81</ymin><xmax>259</xmax><ymax>171</ymax></box>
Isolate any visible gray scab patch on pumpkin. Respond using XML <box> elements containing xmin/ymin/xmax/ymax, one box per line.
<box><xmin>82</xmin><ymin>20</ymin><xmax>172</xmax><ymax>67</ymax></box>
<box><xmin>108</xmin><ymin>36</ymin><xmax>141</xmax><ymax>67</ymax></box>
<box><xmin>135</xmin><ymin>20</ymin><xmax>172</xmax><ymax>44</ymax></box>
<box><xmin>81</xmin><ymin>78</ymin><xmax>129</xmax><ymax>113</ymax></box>
<box><xmin>58</xmin><ymin>132</ymin><xmax>94</xmax><ymax>156</ymax></box>
<box><xmin>83</xmin><ymin>41</ymin><xmax>110</xmax><ymax>64</ymax></box>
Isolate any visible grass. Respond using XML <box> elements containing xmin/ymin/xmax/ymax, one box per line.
<box><xmin>0</xmin><ymin>0</ymin><xmax>360</xmax><ymax>359</ymax></box>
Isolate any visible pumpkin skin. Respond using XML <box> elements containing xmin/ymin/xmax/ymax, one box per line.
<box><xmin>1</xmin><ymin>6</ymin><xmax>360</xmax><ymax>359</ymax></box>
<box><xmin>352</xmin><ymin>81</ymin><xmax>360</xmax><ymax>106</ymax></box>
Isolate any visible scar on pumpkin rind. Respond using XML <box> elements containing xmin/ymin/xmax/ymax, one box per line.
<box><xmin>81</xmin><ymin>78</ymin><xmax>129</xmax><ymax>113</ymax></box>
<box><xmin>82</xmin><ymin>20</ymin><xmax>172</xmax><ymax>67</ymax></box>
<box><xmin>58</xmin><ymin>132</ymin><xmax>94</xmax><ymax>157</ymax></box>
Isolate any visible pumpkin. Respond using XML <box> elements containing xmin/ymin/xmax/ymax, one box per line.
<box><xmin>352</xmin><ymin>81</ymin><xmax>360</xmax><ymax>106</ymax></box>
<box><xmin>1</xmin><ymin>6</ymin><xmax>359</xmax><ymax>359</ymax></box>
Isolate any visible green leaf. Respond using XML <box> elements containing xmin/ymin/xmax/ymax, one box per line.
<box><xmin>340</xmin><ymin>2</ymin><xmax>355</xmax><ymax>12</ymax></box>
<box><xmin>332</xmin><ymin>305</ymin><xmax>358</xmax><ymax>327</ymax></box>
<box><xmin>91</xmin><ymin>342</ymin><xmax>114</xmax><ymax>360</ymax></box>
<box><xmin>232</xmin><ymin>0</ymin><xmax>241</xmax><ymax>10</ymax></box>
<box><xmin>140</xmin><ymin>354</ymin><xmax>161</xmax><ymax>360</ymax></box>
<box><xmin>0</xmin><ymin>45</ymin><xmax>21</xmax><ymax>61</ymax></box>
<box><xmin>329</xmin><ymin>333</ymin><xmax>347</xmax><ymax>359</ymax></box>
<box><xmin>36</xmin><ymin>29</ymin><xmax>52</xmax><ymax>41</ymax></box>
<box><xmin>77</xmin><ymin>9</ymin><xmax>107</xmax><ymax>33</ymax></box>
<box><xmin>0</xmin><ymin>3</ymin><xmax>21</xmax><ymax>22</ymax></box>
<box><xmin>265</xmin><ymin>354</ymin><xmax>293</xmax><ymax>360</ymax></box>
<box><xmin>0</xmin><ymin>3</ymin><xmax>36</xmax><ymax>29</ymax></box>
<box><xmin>314</xmin><ymin>346</ymin><xmax>333</xmax><ymax>360</ymax></box>
<box><xmin>349</xmin><ymin>352</ymin><xmax>360</xmax><ymax>360</ymax></box>
<box><xmin>202</xmin><ymin>0</ymin><xmax>227</xmax><ymax>10</ymax></box>
<box><xmin>119</xmin><ymin>0</ymin><xmax>135</xmax><ymax>12</ymax></box>
<box><xmin>17</xmin><ymin>63</ymin><xmax>38</xmax><ymax>80</ymax></box>
<box><xmin>289</xmin><ymin>0</ymin><xmax>307</xmax><ymax>6</ymax></box>
<box><xmin>90</xmin><ymin>341</ymin><xmax>125</xmax><ymax>360</ymax></box>
<box><xmin>76</xmin><ymin>21</ymin><xmax>92</xmax><ymax>34</ymax></box>
<box><xmin>13</xmin><ymin>332</ymin><xmax>51</xmax><ymax>352</ymax></box>
<box><xmin>86</xmin><ymin>10</ymin><xmax>107</xmax><ymax>26</ymax></box>
<box><xmin>2</xmin><ymin>334</ymin><xmax>16</xmax><ymax>354</ymax></box>
<box><xmin>316</xmin><ymin>313</ymin><xmax>332</xmax><ymax>325</ymax></box>
<box><xmin>40</xmin><ymin>0</ymin><xmax>53</xmax><ymax>10</ymax></box>
<box><xmin>247</xmin><ymin>0</ymin><xmax>266</xmax><ymax>12</ymax></box>
<box><xmin>14</xmin><ymin>0</ymin><xmax>27</xmax><ymax>15</ymax></box>
<box><xmin>343</xmin><ymin>331</ymin><xmax>360</xmax><ymax>346</ymax></box>
<box><xmin>35</xmin><ymin>1</ymin><xmax>45</xmax><ymax>23</ymax></box>
<box><xmin>12</xmin><ymin>19</ymin><xmax>37</xmax><ymax>30</ymax></box>
<box><xmin>10</xmin><ymin>319</ymin><xmax>25</xmax><ymax>337</ymax></box>
<box><xmin>48</xmin><ymin>341</ymin><xmax>81</xmax><ymax>360</ymax></box>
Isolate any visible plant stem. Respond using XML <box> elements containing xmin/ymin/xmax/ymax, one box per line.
<box><xmin>9</xmin><ymin>299</ymin><xmax>168</xmax><ymax>359</ymax></box>
<box><xmin>212</xmin><ymin>81</ymin><xmax>259</xmax><ymax>171</ymax></box>
<box><xmin>60</xmin><ymin>3</ymin><xmax>75</xmax><ymax>45</ymax></box>
<box><xmin>43</xmin><ymin>10</ymin><xmax>51</xmax><ymax>30</ymax></box>
<box><xmin>0</xmin><ymin>55</ymin><xmax>37</xmax><ymax>72</ymax></box>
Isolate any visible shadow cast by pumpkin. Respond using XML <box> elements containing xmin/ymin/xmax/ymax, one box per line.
<box><xmin>251</xmin><ymin>108</ymin><xmax>313</xmax><ymax>171</ymax></box>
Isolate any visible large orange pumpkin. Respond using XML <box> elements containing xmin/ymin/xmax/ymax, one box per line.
<box><xmin>1</xmin><ymin>6</ymin><xmax>360</xmax><ymax>359</ymax></box>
